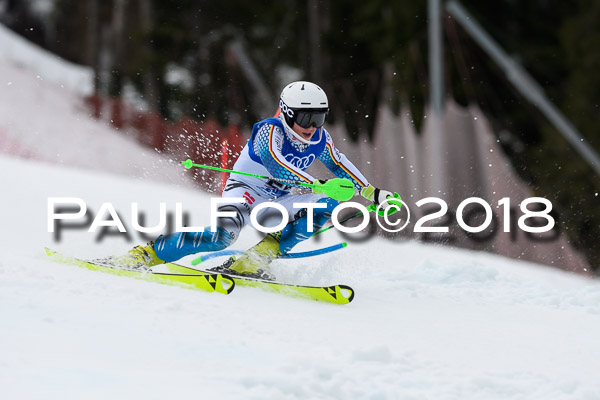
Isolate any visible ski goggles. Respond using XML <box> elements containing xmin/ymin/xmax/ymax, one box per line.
<box><xmin>294</xmin><ymin>109</ymin><xmax>328</xmax><ymax>129</ymax></box>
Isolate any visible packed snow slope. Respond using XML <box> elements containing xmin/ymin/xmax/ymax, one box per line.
<box><xmin>1</xmin><ymin>153</ymin><xmax>600</xmax><ymax>400</ymax></box>
<box><xmin>0</xmin><ymin>26</ymin><xmax>190</xmax><ymax>186</ymax></box>
<box><xmin>0</xmin><ymin>23</ymin><xmax>93</xmax><ymax>96</ymax></box>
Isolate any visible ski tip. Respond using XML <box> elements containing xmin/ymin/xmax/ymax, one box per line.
<box><xmin>338</xmin><ymin>284</ymin><xmax>355</xmax><ymax>303</ymax></box>
<box><xmin>322</xmin><ymin>284</ymin><xmax>354</xmax><ymax>304</ymax></box>
<box><xmin>216</xmin><ymin>274</ymin><xmax>236</xmax><ymax>294</ymax></box>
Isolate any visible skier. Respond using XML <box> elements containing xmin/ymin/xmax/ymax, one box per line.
<box><xmin>117</xmin><ymin>81</ymin><xmax>396</xmax><ymax>279</ymax></box>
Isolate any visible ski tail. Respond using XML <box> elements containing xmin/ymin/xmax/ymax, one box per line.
<box><xmin>44</xmin><ymin>248</ymin><xmax>235</xmax><ymax>294</ymax></box>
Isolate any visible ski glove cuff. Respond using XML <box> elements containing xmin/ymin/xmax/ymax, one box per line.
<box><xmin>360</xmin><ymin>184</ymin><xmax>393</xmax><ymax>205</ymax></box>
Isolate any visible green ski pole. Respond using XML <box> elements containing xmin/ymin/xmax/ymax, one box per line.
<box><xmin>311</xmin><ymin>192</ymin><xmax>403</xmax><ymax>237</ymax></box>
<box><xmin>181</xmin><ymin>159</ymin><xmax>355</xmax><ymax>201</ymax></box>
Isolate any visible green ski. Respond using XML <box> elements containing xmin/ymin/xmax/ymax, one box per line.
<box><xmin>45</xmin><ymin>249</ymin><xmax>353</xmax><ymax>303</ymax></box>
<box><xmin>44</xmin><ymin>248</ymin><xmax>235</xmax><ymax>295</ymax></box>
<box><xmin>166</xmin><ymin>262</ymin><xmax>354</xmax><ymax>305</ymax></box>
<box><xmin>227</xmin><ymin>276</ymin><xmax>354</xmax><ymax>305</ymax></box>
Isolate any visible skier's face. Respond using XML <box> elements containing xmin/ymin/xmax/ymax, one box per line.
<box><xmin>292</xmin><ymin>122</ymin><xmax>317</xmax><ymax>142</ymax></box>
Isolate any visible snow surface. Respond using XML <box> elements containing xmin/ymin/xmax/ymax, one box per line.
<box><xmin>2</xmin><ymin>154</ymin><xmax>600</xmax><ymax>400</ymax></box>
<box><xmin>0</xmin><ymin>23</ymin><xmax>93</xmax><ymax>96</ymax></box>
<box><xmin>1</xmin><ymin>22</ymin><xmax>600</xmax><ymax>400</ymax></box>
<box><xmin>0</xmin><ymin>24</ymin><xmax>191</xmax><ymax>187</ymax></box>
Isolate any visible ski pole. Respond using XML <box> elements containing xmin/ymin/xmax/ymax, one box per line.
<box><xmin>190</xmin><ymin>242</ymin><xmax>347</xmax><ymax>265</ymax></box>
<box><xmin>181</xmin><ymin>159</ymin><xmax>355</xmax><ymax>201</ymax></box>
<box><xmin>310</xmin><ymin>193</ymin><xmax>403</xmax><ymax>237</ymax></box>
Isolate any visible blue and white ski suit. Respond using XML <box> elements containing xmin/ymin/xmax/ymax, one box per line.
<box><xmin>155</xmin><ymin>115</ymin><xmax>369</xmax><ymax>262</ymax></box>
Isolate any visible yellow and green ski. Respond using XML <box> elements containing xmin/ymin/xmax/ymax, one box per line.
<box><xmin>164</xmin><ymin>262</ymin><xmax>354</xmax><ymax>305</ymax></box>
<box><xmin>230</xmin><ymin>276</ymin><xmax>354</xmax><ymax>305</ymax></box>
<box><xmin>44</xmin><ymin>248</ymin><xmax>235</xmax><ymax>295</ymax></box>
<box><xmin>45</xmin><ymin>249</ymin><xmax>354</xmax><ymax>304</ymax></box>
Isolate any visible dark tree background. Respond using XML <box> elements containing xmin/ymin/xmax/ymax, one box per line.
<box><xmin>2</xmin><ymin>0</ymin><xmax>599</xmax><ymax>270</ymax></box>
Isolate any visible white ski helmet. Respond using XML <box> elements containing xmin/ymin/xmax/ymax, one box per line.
<box><xmin>278</xmin><ymin>81</ymin><xmax>329</xmax><ymax>144</ymax></box>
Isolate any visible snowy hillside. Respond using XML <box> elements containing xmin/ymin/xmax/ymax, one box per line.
<box><xmin>1</xmin><ymin>22</ymin><xmax>600</xmax><ymax>400</ymax></box>
<box><xmin>0</xmin><ymin>23</ymin><xmax>93</xmax><ymax>96</ymax></box>
<box><xmin>2</xmin><ymin>154</ymin><xmax>600</xmax><ymax>400</ymax></box>
<box><xmin>0</xmin><ymin>23</ymin><xmax>190</xmax><ymax>187</ymax></box>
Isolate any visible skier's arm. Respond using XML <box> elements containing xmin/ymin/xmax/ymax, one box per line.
<box><xmin>253</xmin><ymin>124</ymin><xmax>316</xmax><ymax>185</ymax></box>
<box><xmin>318</xmin><ymin>130</ymin><xmax>397</xmax><ymax>208</ymax></box>
<box><xmin>317</xmin><ymin>130</ymin><xmax>369</xmax><ymax>191</ymax></box>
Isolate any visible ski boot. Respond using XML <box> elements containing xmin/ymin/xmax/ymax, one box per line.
<box><xmin>110</xmin><ymin>242</ymin><xmax>165</xmax><ymax>270</ymax></box>
<box><xmin>209</xmin><ymin>234</ymin><xmax>281</xmax><ymax>281</ymax></box>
